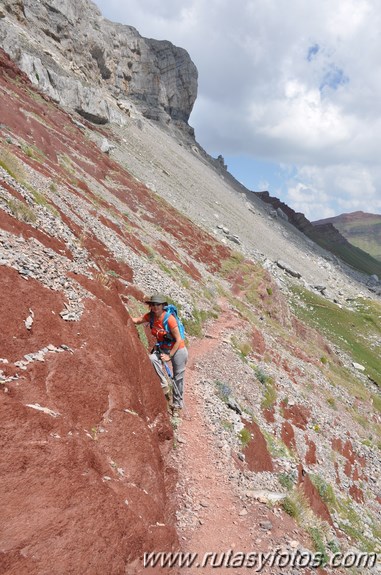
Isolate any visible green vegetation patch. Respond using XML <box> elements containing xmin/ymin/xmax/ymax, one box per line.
<box><xmin>307</xmin><ymin>475</ymin><xmax>380</xmax><ymax>552</ymax></box>
<box><xmin>0</xmin><ymin>146</ymin><xmax>26</xmax><ymax>181</ymax></box>
<box><xmin>372</xmin><ymin>394</ymin><xmax>381</xmax><ymax>413</ymax></box>
<box><xmin>219</xmin><ymin>250</ymin><xmax>245</xmax><ymax>276</ymax></box>
<box><xmin>252</xmin><ymin>365</ymin><xmax>277</xmax><ymax>409</ymax></box>
<box><xmin>310</xmin><ymin>474</ymin><xmax>337</xmax><ymax>508</ymax></box>
<box><xmin>183</xmin><ymin>307</ymin><xmax>218</xmax><ymax>338</ymax></box>
<box><xmin>238</xmin><ymin>427</ymin><xmax>252</xmax><ymax>448</ymax></box>
<box><xmin>335</xmin><ymin>497</ymin><xmax>379</xmax><ymax>552</ymax></box>
<box><xmin>263</xmin><ymin>429</ymin><xmax>293</xmax><ymax>459</ymax></box>
<box><xmin>332</xmin><ymin>215</ymin><xmax>381</xmax><ymax>262</ymax></box>
<box><xmin>231</xmin><ymin>334</ymin><xmax>252</xmax><ymax>358</ymax></box>
<box><xmin>220</xmin><ymin>254</ymin><xmax>270</xmax><ymax>308</ymax></box>
<box><xmin>308</xmin><ymin>527</ymin><xmax>329</xmax><ymax>565</ymax></box>
<box><xmin>6</xmin><ymin>198</ymin><xmax>37</xmax><ymax>224</ymax></box>
<box><xmin>290</xmin><ymin>287</ymin><xmax>381</xmax><ymax>387</ymax></box>
<box><xmin>309</xmin><ymin>227</ymin><xmax>381</xmax><ymax>276</ymax></box>
<box><xmin>278</xmin><ymin>471</ymin><xmax>296</xmax><ymax>490</ymax></box>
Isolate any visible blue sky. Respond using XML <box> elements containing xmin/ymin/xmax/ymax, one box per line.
<box><xmin>93</xmin><ymin>0</ymin><xmax>381</xmax><ymax>220</ymax></box>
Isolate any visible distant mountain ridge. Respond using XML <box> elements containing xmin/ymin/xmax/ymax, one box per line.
<box><xmin>255</xmin><ymin>192</ymin><xmax>381</xmax><ymax>277</ymax></box>
<box><xmin>313</xmin><ymin>211</ymin><xmax>381</xmax><ymax>264</ymax></box>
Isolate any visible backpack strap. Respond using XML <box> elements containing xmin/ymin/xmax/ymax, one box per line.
<box><xmin>162</xmin><ymin>310</ymin><xmax>174</xmax><ymax>340</ymax></box>
<box><xmin>150</xmin><ymin>306</ymin><xmax>185</xmax><ymax>349</ymax></box>
<box><xmin>149</xmin><ymin>310</ymin><xmax>172</xmax><ymax>350</ymax></box>
<box><xmin>163</xmin><ymin>306</ymin><xmax>185</xmax><ymax>340</ymax></box>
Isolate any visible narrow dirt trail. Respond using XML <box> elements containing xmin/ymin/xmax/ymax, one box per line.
<box><xmin>177</xmin><ymin>309</ymin><xmax>255</xmax><ymax>573</ymax></box>
<box><xmin>171</xmin><ymin>304</ymin><xmax>323</xmax><ymax>575</ymax></box>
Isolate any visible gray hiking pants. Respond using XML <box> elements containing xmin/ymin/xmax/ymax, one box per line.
<box><xmin>149</xmin><ymin>347</ymin><xmax>188</xmax><ymax>408</ymax></box>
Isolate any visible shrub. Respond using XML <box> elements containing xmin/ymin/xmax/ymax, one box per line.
<box><xmin>253</xmin><ymin>366</ymin><xmax>267</xmax><ymax>385</ymax></box>
<box><xmin>282</xmin><ymin>496</ymin><xmax>300</xmax><ymax>518</ymax></box>
<box><xmin>215</xmin><ymin>380</ymin><xmax>232</xmax><ymax>403</ymax></box>
<box><xmin>310</xmin><ymin>474</ymin><xmax>337</xmax><ymax>508</ymax></box>
<box><xmin>327</xmin><ymin>539</ymin><xmax>340</xmax><ymax>554</ymax></box>
<box><xmin>263</xmin><ymin>430</ymin><xmax>292</xmax><ymax>459</ymax></box>
<box><xmin>308</xmin><ymin>527</ymin><xmax>328</xmax><ymax>565</ymax></box>
<box><xmin>278</xmin><ymin>472</ymin><xmax>295</xmax><ymax>490</ymax></box>
<box><xmin>252</xmin><ymin>366</ymin><xmax>277</xmax><ymax>409</ymax></box>
<box><xmin>231</xmin><ymin>334</ymin><xmax>252</xmax><ymax>358</ymax></box>
<box><xmin>262</xmin><ymin>377</ymin><xmax>276</xmax><ymax>409</ymax></box>
<box><xmin>183</xmin><ymin>308</ymin><xmax>212</xmax><ymax>338</ymax></box>
<box><xmin>326</xmin><ymin>396</ymin><xmax>337</xmax><ymax>409</ymax></box>
<box><xmin>238</xmin><ymin>427</ymin><xmax>251</xmax><ymax>448</ymax></box>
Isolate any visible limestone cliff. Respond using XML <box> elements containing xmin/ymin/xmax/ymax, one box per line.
<box><xmin>0</xmin><ymin>0</ymin><xmax>198</xmax><ymax>129</ymax></box>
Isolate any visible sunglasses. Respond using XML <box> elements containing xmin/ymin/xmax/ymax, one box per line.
<box><xmin>149</xmin><ymin>303</ymin><xmax>162</xmax><ymax>307</ymax></box>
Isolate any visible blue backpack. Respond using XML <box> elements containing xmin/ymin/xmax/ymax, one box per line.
<box><xmin>150</xmin><ymin>304</ymin><xmax>185</xmax><ymax>341</ymax></box>
<box><xmin>163</xmin><ymin>304</ymin><xmax>185</xmax><ymax>340</ymax></box>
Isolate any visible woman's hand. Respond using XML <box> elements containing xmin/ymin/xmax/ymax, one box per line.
<box><xmin>160</xmin><ymin>353</ymin><xmax>171</xmax><ymax>362</ymax></box>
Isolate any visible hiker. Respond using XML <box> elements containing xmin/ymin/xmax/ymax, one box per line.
<box><xmin>131</xmin><ymin>294</ymin><xmax>188</xmax><ymax>416</ymax></box>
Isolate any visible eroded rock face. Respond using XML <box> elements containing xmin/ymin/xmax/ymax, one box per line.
<box><xmin>0</xmin><ymin>47</ymin><xmax>187</xmax><ymax>574</ymax></box>
<box><xmin>0</xmin><ymin>0</ymin><xmax>198</xmax><ymax>128</ymax></box>
<box><xmin>0</xmin><ymin>268</ymin><xmax>176</xmax><ymax>575</ymax></box>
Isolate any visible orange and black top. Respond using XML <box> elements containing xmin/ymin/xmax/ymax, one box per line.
<box><xmin>143</xmin><ymin>311</ymin><xmax>185</xmax><ymax>352</ymax></box>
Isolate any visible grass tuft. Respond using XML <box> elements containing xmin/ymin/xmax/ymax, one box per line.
<box><xmin>238</xmin><ymin>427</ymin><xmax>252</xmax><ymax>448</ymax></box>
<box><xmin>6</xmin><ymin>198</ymin><xmax>37</xmax><ymax>223</ymax></box>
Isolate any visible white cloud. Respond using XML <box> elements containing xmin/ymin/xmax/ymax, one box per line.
<box><xmin>285</xmin><ymin>163</ymin><xmax>381</xmax><ymax>220</ymax></box>
<box><xmin>94</xmin><ymin>0</ymin><xmax>381</xmax><ymax>219</ymax></box>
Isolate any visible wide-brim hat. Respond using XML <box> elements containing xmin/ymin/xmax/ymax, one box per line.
<box><xmin>144</xmin><ymin>293</ymin><xmax>168</xmax><ymax>305</ymax></box>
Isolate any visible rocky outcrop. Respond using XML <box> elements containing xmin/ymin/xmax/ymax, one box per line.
<box><xmin>256</xmin><ymin>191</ymin><xmax>381</xmax><ymax>277</ymax></box>
<box><xmin>314</xmin><ymin>211</ymin><xmax>381</xmax><ymax>263</ymax></box>
<box><xmin>256</xmin><ymin>191</ymin><xmax>348</xmax><ymax>244</ymax></box>
<box><xmin>0</xmin><ymin>0</ymin><xmax>198</xmax><ymax>129</ymax></box>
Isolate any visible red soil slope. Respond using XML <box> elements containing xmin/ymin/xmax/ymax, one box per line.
<box><xmin>0</xmin><ymin>47</ymin><xmax>232</xmax><ymax>574</ymax></box>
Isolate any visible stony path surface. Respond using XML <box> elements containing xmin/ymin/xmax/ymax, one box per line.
<box><xmin>170</xmin><ymin>305</ymin><xmax>325</xmax><ymax>575</ymax></box>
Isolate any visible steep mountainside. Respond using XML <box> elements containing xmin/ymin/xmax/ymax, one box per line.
<box><xmin>0</xmin><ymin>3</ymin><xmax>381</xmax><ymax>574</ymax></box>
<box><xmin>313</xmin><ymin>211</ymin><xmax>381</xmax><ymax>264</ymax></box>
<box><xmin>256</xmin><ymin>191</ymin><xmax>381</xmax><ymax>278</ymax></box>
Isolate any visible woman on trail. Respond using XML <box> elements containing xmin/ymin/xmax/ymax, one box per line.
<box><xmin>131</xmin><ymin>294</ymin><xmax>188</xmax><ymax>417</ymax></box>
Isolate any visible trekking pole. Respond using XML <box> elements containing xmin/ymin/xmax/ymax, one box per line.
<box><xmin>163</xmin><ymin>357</ymin><xmax>173</xmax><ymax>379</ymax></box>
<box><xmin>153</xmin><ymin>344</ymin><xmax>181</xmax><ymax>399</ymax></box>
<box><xmin>153</xmin><ymin>344</ymin><xmax>173</xmax><ymax>380</ymax></box>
